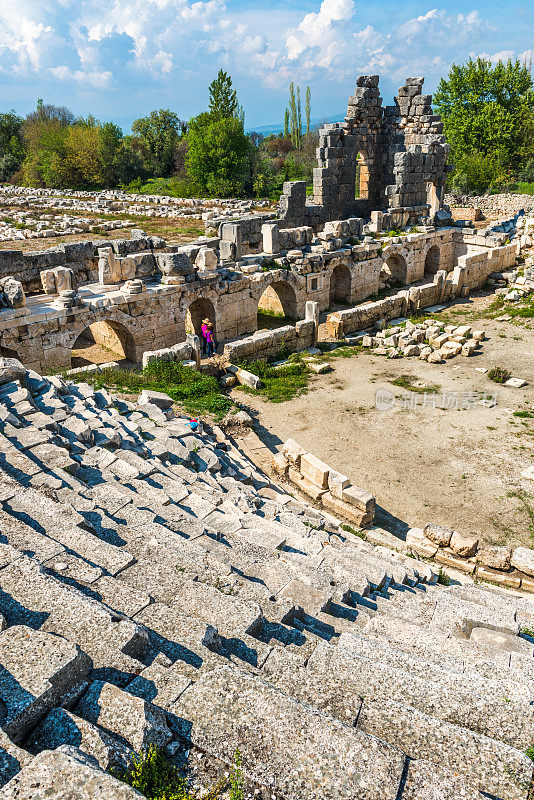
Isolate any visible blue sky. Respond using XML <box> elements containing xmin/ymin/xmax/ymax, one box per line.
<box><xmin>0</xmin><ymin>0</ymin><xmax>532</xmax><ymax>132</ymax></box>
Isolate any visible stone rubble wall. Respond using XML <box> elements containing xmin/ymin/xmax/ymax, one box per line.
<box><xmin>223</xmin><ymin>320</ymin><xmax>315</xmax><ymax>363</ymax></box>
<box><xmin>0</xmin><ymin>237</ymin><xmax>166</xmax><ymax>294</ymax></box>
<box><xmin>445</xmin><ymin>192</ymin><xmax>534</xmax><ymax>219</ymax></box>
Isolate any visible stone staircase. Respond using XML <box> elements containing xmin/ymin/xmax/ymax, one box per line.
<box><xmin>0</xmin><ymin>357</ymin><xmax>532</xmax><ymax>799</ymax></box>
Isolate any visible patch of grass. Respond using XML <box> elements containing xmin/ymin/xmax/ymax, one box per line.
<box><xmin>513</xmin><ymin>410</ymin><xmax>534</xmax><ymax>419</ymax></box>
<box><xmin>488</xmin><ymin>366</ymin><xmax>512</xmax><ymax>384</ymax></box>
<box><xmin>237</xmin><ymin>354</ymin><xmax>310</xmax><ymax>403</ymax></box>
<box><xmin>114</xmin><ymin>745</ymin><xmax>224</xmax><ymax>799</ymax></box>
<box><xmin>507</xmin><ymin>489</ymin><xmax>534</xmax><ymax>538</ymax></box>
<box><xmin>341</xmin><ymin>523</ymin><xmax>367</xmax><ymax>540</ymax></box>
<box><xmin>390</xmin><ymin>374</ymin><xmax>440</xmax><ymax>394</ymax></box>
<box><xmin>69</xmin><ymin>361</ymin><xmax>232</xmax><ymax>420</ymax></box>
<box><xmin>257</xmin><ymin>307</ymin><xmax>285</xmax><ymax>318</ymax></box>
<box><xmin>437</xmin><ymin>568</ymin><xmax>451</xmax><ymax>586</ymax></box>
<box><xmin>229</xmin><ymin>750</ymin><xmax>244</xmax><ymax>800</ymax></box>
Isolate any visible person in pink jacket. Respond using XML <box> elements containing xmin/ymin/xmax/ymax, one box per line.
<box><xmin>201</xmin><ymin>318</ymin><xmax>215</xmax><ymax>357</ymax></box>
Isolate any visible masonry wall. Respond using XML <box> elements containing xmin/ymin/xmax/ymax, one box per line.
<box><xmin>223</xmin><ymin>320</ymin><xmax>315</xmax><ymax>363</ymax></box>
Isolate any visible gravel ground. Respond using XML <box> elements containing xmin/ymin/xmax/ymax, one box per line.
<box><xmin>234</xmin><ymin>294</ymin><xmax>534</xmax><ymax>548</ymax></box>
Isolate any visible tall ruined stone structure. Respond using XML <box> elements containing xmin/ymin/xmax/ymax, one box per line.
<box><xmin>280</xmin><ymin>75</ymin><xmax>449</xmax><ymax>227</ymax></box>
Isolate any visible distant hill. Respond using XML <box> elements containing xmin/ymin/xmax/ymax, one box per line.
<box><xmin>248</xmin><ymin>113</ymin><xmax>345</xmax><ymax>137</ymax></box>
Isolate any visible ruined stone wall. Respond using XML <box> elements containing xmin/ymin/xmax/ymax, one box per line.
<box><xmin>223</xmin><ymin>320</ymin><xmax>315</xmax><ymax>363</ymax></box>
<box><xmin>277</xmin><ymin>75</ymin><xmax>449</xmax><ymax>230</ymax></box>
<box><xmin>445</xmin><ymin>192</ymin><xmax>534</xmax><ymax>219</ymax></box>
<box><xmin>0</xmin><ymin>237</ymin><xmax>163</xmax><ymax>294</ymax></box>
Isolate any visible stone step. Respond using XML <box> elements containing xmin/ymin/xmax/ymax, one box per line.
<box><xmin>357</xmin><ymin>695</ymin><xmax>532</xmax><ymax>800</ymax></box>
<box><xmin>337</xmin><ymin>630</ymin><xmax>533</xmax><ymax>702</ymax></box>
<box><xmin>73</xmin><ymin>680</ymin><xmax>172</xmax><ymax>752</ymax></box>
<box><xmin>0</xmin><ymin>747</ymin><xmax>145</xmax><ymax>799</ymax></box>
<box><xmin>172</xmin><ymin>664</ymin><xmax>406</xmax><ymax>800</ymax></box>
<box><xmin>0</xmin><ymin>557</ymin><xmax>149</xmax><ymax>684</ymax></box>
<box><xmin>304</xmin><ymin>641</ymin><xmax>534</xmax><ymax>750</ymax></box>
<box><xmin>0</xmin><ymin>625</ymin><xmax>91</xmax><ymax>742</ymax></box>
<box><xmin>26</xmin><ymin>708</ymin><xmax>132</xmax><ymax>773</ymax></box>
<box><xmin>431</xmin><ymin>592</ymin><xmax>519</xmax><ymax>637</ymax></box>
<box><xmin>321</xmin><ymin>545</ymin><xmax>391</xmax><ymax>588</ymax></box>
<box><xmin>134</xmin><ymin>602</ymin><xmax>272</xmax><ymax>675</ymax></box>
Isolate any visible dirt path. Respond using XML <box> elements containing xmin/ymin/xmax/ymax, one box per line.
<box><xmin>233</xmin><ymin>296</ymin><xmax>534</xmax><ymax>548</ymax></box>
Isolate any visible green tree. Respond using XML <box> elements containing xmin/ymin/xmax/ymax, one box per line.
<box><xmin>283</xmin><ymin>108</ymin><xmax>290</xmax><ymax>138</ymax></box>
<box><xmin>131</xmin><ymin>109</ymin><xmax>184</xmax><ymax>177</ymax></box>
<box><xmin>209</xmin><ymin>69</ymin><xmax>239</xmax><ymax>119</ymax></box>
<box><xmin>288</xmin><ymin>83</ymin><xmax>302</xmax><ymax>151</ymax></box>
<box><xmin>186</xmin><ymin>112</ymin><xmax>251</xmax><ymax>196</ymax></box>
<box><xmin>0</xmin><ymin>111</ymin><xmax>24</xmax><ymax>180</ymax></box>
<box><xmin>434</xmin><ymin>57</ymin><xmax>534</xmax><ymax>190</ymax></box>
<box><xmin>305</xmin><ymin>86</ymin><xmax>311</xmax><ymax>135</ymax></box>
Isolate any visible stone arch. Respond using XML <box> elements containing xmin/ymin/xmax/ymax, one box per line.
<box><xmin>380</xmin><ymin>253</ymin><xmax>408</xmax><ymax>288</ymax></box>
<box><xmin>186</xmin><ymin>297</ymin><xmax>216</xmax><ymax>341</ymax></box>
<box><xmin>257</xmin><ymin>280</ymin><xmax>298</xmax><ymax>324</ymax></box>
<box><xmin>329</xmin><ymin>263</ymin><xmax>352</xmax><ymax>304</ymax></box>
<box><xmin>424</xmin><ymin>244</ymin><xmax>441</xmax><ymax>277</ymax></box>
<box><xmin>71</xmin><ymin>318</ymin><xmax>136</xmax><ymax>367</ymax></box>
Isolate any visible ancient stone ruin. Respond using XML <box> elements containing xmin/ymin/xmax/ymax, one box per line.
<box><xmin>0</xmin><ymin>75</ymin><xmax>532</xmax><ymax>800</ymax></box>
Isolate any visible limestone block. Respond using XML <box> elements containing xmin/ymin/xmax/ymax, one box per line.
<box><xmin>272</xmin><ymin>452</ymin><xmax>289</xmax><ymax>475</ymax></box>
<box><xmin>282</xmin><ymin>438</ymin><xmax>307</xmax><ymax>468</ymax></box>
<box><xmin>470</xmin><ymin>627</ymin><xmax>533</xmax><ymax>655</ymax></box>
<box><xmin>328</xmin><ymin>469</ymin><xmax>350</xmax><ymax>498</ymax></box>
<box><xmin>341</xmin><ymin>485</ymin><xmax>375</xmax><ymax>513</ymax></box>
<box><xmin>0</xmin><ymin>625</ymin><xmax>91</xmax><ymax>741</ymax></box>
<box><xmin>138</xmin><ymin>390</ymin><xmax>174</xmax><ymax>410</ymax></box>
<box><xmin>262</xmin><ymin>223</ymin><xmax>279</xmax><ymax>254</ymax></box>
<box><xmin>0</xmin><ymin>747</ymin><xmax>144</xmax><ymax>799</ymax></box>
<box><xmin>449</xmin><ymin>532</ymin><xmax>479</xmax><ymax>558</ymax></box>
<box><xmin>195</xmin><ymin>246</ymin><xmax>218</xmax><ymax>271</ymax></box>
<box><xmin>511</xmin><ymin>547</ymin><xmax>534</xmax><ymax>577</ymax></box>
<box><xmin>27</xmin><ymin>708</ymin><xmax>133</xmax><ymax>772</ymax></box>
<box><xmin>98</xmin><ymin>248</ymin><xmax>121</xmax><ymax>285</ymax></box>
<box><xmin>299</xmin><ymin>452</ymin><xmax>331</xmax><ymax>489</ymax></box>
<box><xmin>74</xmin><ymin>681</ymin><xmax>172</xmax><ymax>751</ymax></box>
<box><xmin>476</xmin><ymin>545</ymin><xmax>512</xmax><ymax>571</ymax></box>
<box><xmin>424</xmin><ymin>523</ymin><xmax>454</xmax><ymax>547</ymax></box>
<box><xmin>406</xmin><ymin>528</ymin><xmax>438</xmax><ymax>558</ymax></box>
<box><xmin>0</xmin><ymin>278</ymin><xmax>25</xmax><ymax>308</ymax></box>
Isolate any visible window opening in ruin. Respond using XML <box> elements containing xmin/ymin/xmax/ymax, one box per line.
<box><xmin>355</xmin><ymin>153</ymin><xmax>369</xmax><ymax>199</ymax></box>
<box><xmin>257</xmin><ymin>281</ymin><xmax>298</xmax><ymax>329</ymax></box>
<box><xmin>71</xmin><ymin>320</ymin><xmax>135</xmax><ymax>368</ymax></box>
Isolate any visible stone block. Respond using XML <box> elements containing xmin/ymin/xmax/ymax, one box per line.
<box><xmin>424</xmin><ymin>523</ymin><xmax>454</xmax><ymax>547</ymax></box>
<box><xmin>0</xmin><ymin>626</ymin><xmax>91</xmax><ymax>741</ymax></box>
<box><xmin>299</xmin><ymin>452</ymin><xmax>331</xmax><ymax>489</ymax></box>
<box><xmin>511</xmin><ymin>547</ymin><xmax>534</xmax><ymax>577</ymax></box>
<box><xmin>282</xmin><ymin>438</ymin><xmax>307</xmax><ymax>468</ymax></box>
<box><xmin>341</xmin><ymin>485</ymin><xmax>375</xmax><ymax>513</ymax></box>
<box><xmin>476</xmin><ymin>546</ymin><xmax>512</xmax><ymax>571</ymax></box>
<box><xmin>0</xmin><ymin>747</ymin><xmax>144</xmax><ymax>799</ymax></box>
<box><xmin>74</xmin><ymin>681</ymin><xmax>172</xmax><ymax>751</ymax></box>
<box><xmin>449</xmin><ymin>532</ymin><xmax>478</xmax><ymax>558</ymax></box>
<box><xmin>406</xmin><ymin>528</ymin><xmax>438</xmax><ymax>557</ymax></box>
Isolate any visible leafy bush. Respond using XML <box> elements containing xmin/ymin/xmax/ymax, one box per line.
<box><xmin>114</xmin><ymin>746</ymin><xmax>223</xmax><ymax>800</ymax></box>
<box><xmin>488</xmin><ymin>366</ymin><xmax>512</xmax><ymax>384</ymax></box>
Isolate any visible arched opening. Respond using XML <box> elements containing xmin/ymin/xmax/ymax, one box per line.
<box><xmin>71</xmin><ymin>320</ymin><xmax>135</xmax><ymax>367</ymax></box>
<box><xmin>379</xmin><ymin>254</ymin><xmax>408</xmax><ymax>289</ymax></box>
<box><xmin>329</xmin><ymin>264</ymin><xmax>352</xmax><ymax>306</ymax></box>
<box><xmin>257</xmin><ymin>281</ymin><xmax>298</xmax><ymax>329</ymax></box>
<box><xmin>355</xmin><ymin>152</ymin><xmax>369</xmax><ymax>199</ymax></box>
<box><xmin>424</xmin><ymin>245</ymin><xmax>441</xmax><ymax>277</ymax></box>
<box><xmin>186</xmin><ymin>298</ymin><xmax>216</xmax><ymax>341</ymax></box>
